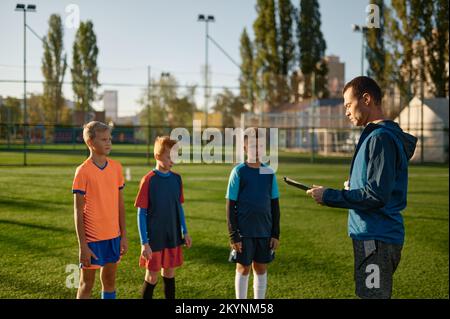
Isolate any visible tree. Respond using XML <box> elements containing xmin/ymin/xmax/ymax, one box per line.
<box><xmin>297</xmin><ymin>0</ymin><xmax>327</xmax><ymax>98</ymax></box>
<box><xmin>138</xmin><ymin>74</ymin><xmax>196</xmax><ymax>127</ymax></box>
<box><xmin>253</xmin><ymin>0</ymin><xmax>282</xmax><ymax>109</ymax></box>
<box><xmin>27</xmin><ymin>94</ymin><xmax>45</xmax><ymax>124</ymax></box>
<box><xmin>419</xmin><ymin>0</ymin><xmax>449</xmax><ymax>97</ymax></box>
<box><xmin>212</xmin><ymin>89</ymin><xmax>246</xmax><ymax>127</ymax></box>
<box><xmin>278</xmin><ymin>0</ymin><xmax>296</xmax><ymax>103</ymax></box>
<box><xmin>71</xmin><ymin>20</ymin><xmax>99</xmax><ymax>118</ymax></box>
<box><xmin>41</xmin><ymin>14</ymin><xmax>67</xmax><ymax>124</ymax></box>
<box><xmin>0</xmin><ymin>97</ymin><xmax>22</xmax><ymax>124</ymax></box>
<box><xmin>365</xmin><ymin>0</ymin><xmax>389</xmax><ymax>90</ymax></box>
<box><xmin>387</xmin><ymin>0</ymin><xmax>422</xmax><ymax>101</ymax></box>
<box><xmin>239</xmin><ymin>28</ymin><xmax>255</xmax><ymax>111</ymax></box>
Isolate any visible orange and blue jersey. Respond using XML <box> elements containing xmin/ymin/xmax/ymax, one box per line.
<box><xmin>135</xmin><ymin>169</ymin><xmax>187</xmax><ymax>251</ymax></box>
<box><xmin>72</xmin><ymin>158</ymin><xmax>125</xmax><ymax>243</ymax></box>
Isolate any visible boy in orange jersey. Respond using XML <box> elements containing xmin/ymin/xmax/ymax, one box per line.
<box><xmin>72</xmin><ymin>121</ymin><xmax>127</xmax><ymax>299</ymax></box>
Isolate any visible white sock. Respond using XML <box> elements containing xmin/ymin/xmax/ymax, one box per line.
<box><xmin>253</xmin><ymin>272</ymin><xmax>267</xmax><ymax>299</ymax></box>
<box><xmin>235</xmin><ymin>271</ymin><xmax>249</xmax><ymax>299</ymax></box>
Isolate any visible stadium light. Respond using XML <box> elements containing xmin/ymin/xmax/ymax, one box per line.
<box><xmin>352</xmin><ymin>24</ymin><xmax>368</xmax><ymax>76</ymax></box>
<box><xmin>198</xmin><ymin>14</ymin><xmax>215</xmax><ymax>127</ymax></box>
<box><xmin>15</xmin><ymin>3</ymin><xmax>37</xmax><ymax>166</ymax></box>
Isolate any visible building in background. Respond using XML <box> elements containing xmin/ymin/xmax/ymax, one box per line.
<box><xmin>103</xmin><ymin>90</ymin><xmax>118</xmax><ymax>122</ymax></box>
<box><xmin>291</xmin><ymin>55</ymin><xmax>345</xmax><ymax>102</ymax></box>
<box><xmin>241</xmin><ymin>98</ymin><xmax>354</xmax><ymax>155</ymax></box>
<box><xmin>395</xmin><ymin>97</ymin><xmax>449</xmax><ymax>163</ymax></box>
<box><xmin>325</xmin><ymin>55</ymin><xmax>345</xmax><ymax>98</ymax></box>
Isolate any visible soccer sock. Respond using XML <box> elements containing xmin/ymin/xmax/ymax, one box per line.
<box><xmin>163</xmin><ymin>276</ymin><xmax>175</xmax><ymax>299</ymax></box>
<box><xmin>141</xmin><ymin>281</ymin><xmax>157</xmax><ymax>299</ymax></box>
<box><xmin>101</xmin><ymin>291</ymin><xmax>116</xmax><ymax>299</ymax></box>
<box><xmin>253</xmin><ymin>272</ymin><xmax>267</xmax><ymax>299</ymax></box>
<box><xmin>235</xmin><ymin>271</ymin><xmax>249</xmax><ymax>299</ymax></box>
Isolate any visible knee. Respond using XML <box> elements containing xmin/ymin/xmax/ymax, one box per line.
<box><xmin>145</xmin><ymin>271</ymin><xmax>159</xmax><ymax>284</ymax></box>
<box><xmin>101</xmin><ymin>273</ymin><xmax>116</xmax><ymax>291</ymax></box>
<box><xmin>252</xmin><ymin>263</ymin><xmax>267</xmax><ymax>275</ymax></box>
<box><xmin>236</xmin><ymin>264</ymin><xmax>251</xmax><ymax>276</ymax></box>
<box><xmin>79</xmin><ymin>278</ymin><xmax>94</xmax><ymax>292</ymax></box>
<box><xmin>162</xmin><ymin>268</ymin><xmax>175</xmax><ymax>279</ymax></box>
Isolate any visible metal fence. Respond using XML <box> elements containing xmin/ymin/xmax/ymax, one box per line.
<box><xmin>0</xmin><ymin>123</ymin><xmax>448</xmax><ymax>166</ymax></box>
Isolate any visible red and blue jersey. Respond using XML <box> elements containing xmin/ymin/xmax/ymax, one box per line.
<box><xmin>134</xmin><ymin>169</ymin><xmax>185</xmax><ymax>251</ymax></box>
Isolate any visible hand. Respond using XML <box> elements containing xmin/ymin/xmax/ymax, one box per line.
<box><xmin>184</xmin><ymin>234</ymin><xmax>192</xmax><ymax>248</ymax></box>
<box><xmin>306</xmin><ymin>185</ymin><xmax>327</xmax><ymax>205</ymax></box>
<box><xmin>120</xmin><ymin>236</ymin><xmax>128</xmax><ymax>256</ymax></box>
<box><xmin>80</xmin><ymin>245</ymin><xmax>98</xmax><ymax>267</ymax></box>
<box><xmin>141</xmin><ymin>243</ymin><xmax>152</xmax><ymax>261</ymax></box>
<box><xmin>231</xmin><ymin>241</ymin><xmax>242</xmax><ymax>253</ymax></box>
<box><xmin>344</xmin><ymin>180</ymin><xmax>350</xmax><ymax>190</ymax></box>
<box><xmin>270</xmin><ymin>238</ymin><xmax>279</xmax><ymax>251</ymax></box>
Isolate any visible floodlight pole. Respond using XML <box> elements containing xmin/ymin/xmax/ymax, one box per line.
<box><xmin>198</xmin><ymin>14</ymin><xmax>215</xmax><ymax>128</ymax></box>
<box><xmin>147</xmin><ymin>65</ymin><xmax>151</xmax><ymax>166</ymax></box>
<box><xmin>15</xmin><ymin>3</ymin><xmax>36</xmax><ymax>166</ymax></box>
<box><xmin>352</xmin><ymin>24</ymin><xmax>368</xmax><ymax>76</ymax></box>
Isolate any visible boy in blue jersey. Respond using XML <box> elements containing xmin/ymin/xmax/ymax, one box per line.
<box><xmin>225</xmin><ymin>127</ymin><xmax>280</xmax><ymax>299</ymax></box>
<box><xmin>135</xmin><ymin>136</ymin><xmax>192</xmax><ymax>299</ymax></box>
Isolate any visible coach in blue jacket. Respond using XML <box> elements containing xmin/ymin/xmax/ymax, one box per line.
<box><xmin>307</xmin><ymin>76</ymin><xmax>417</xmax><ymax>299</ymax></box>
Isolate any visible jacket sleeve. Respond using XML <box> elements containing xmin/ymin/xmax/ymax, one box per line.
<box><xmin>323</xmin><ymin>133</ymin><xmax>398</xmax><ymax>211</ymax></box>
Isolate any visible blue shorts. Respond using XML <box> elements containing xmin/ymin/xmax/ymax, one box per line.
<box><xmin>80</xmin><ymin>236</ymin><xmax>121</xmax><ymax>269</ymax></box>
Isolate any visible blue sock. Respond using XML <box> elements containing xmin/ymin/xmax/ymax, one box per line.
<box><xmin>101</xmin><ymin>291</ymin><xmax>116</xmax><ymax>299</ymax></box>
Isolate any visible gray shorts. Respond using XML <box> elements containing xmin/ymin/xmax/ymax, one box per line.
<box><xmin>353</xmin><ymin>239</ymin><xmax>403</xmax><ymax>299</ymax></box>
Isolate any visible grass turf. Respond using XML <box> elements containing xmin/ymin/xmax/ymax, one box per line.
<box><xmin>0</xmin><ymin>150</ymin><xmax>448</xmax><ymax>299</ymax></box>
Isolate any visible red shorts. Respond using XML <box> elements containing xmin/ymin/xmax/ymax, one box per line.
<box><xmin>139</xmin><ymin>246</ymin><xmax>183</xmax><ymax>272</ymax></box>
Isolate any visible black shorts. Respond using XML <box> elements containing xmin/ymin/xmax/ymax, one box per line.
<box><xmin>353</xmin><ymin>239</ymin><xmax>403</xmax><ymax>299</ymax></box>
<box><xmin>232</xmin><ymin>237</ymin><xmax>275</xmax><ymax>266</ymax></box>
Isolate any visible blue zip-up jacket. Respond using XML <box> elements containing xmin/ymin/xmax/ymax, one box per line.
<box><xmin>323</xmin><ymin>120</ymin><xmax>417</xmax><ymax>244</ymax></box>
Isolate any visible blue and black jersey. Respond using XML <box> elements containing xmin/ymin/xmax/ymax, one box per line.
<box><xmin>225</xmin><ymin>162</ymin><xmax>280</xmax><ymax>241</ymax></box>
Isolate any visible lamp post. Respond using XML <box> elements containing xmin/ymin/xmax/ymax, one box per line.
<box><xmin>352</xmin><ymin>24</ymin><xmax>368</xmax><ymax>76</ymax></box>
<box><xmin>15</xmin><ymin>3</ymin><xmax>36</xmax><ymax>166</ymax></box>
<box><xmin>198</xmin><ymin>14</ymin><xmax>214</xmax><ymax>128</ymax></box>
<box><xmin>146</xmin><ymin>65</ymin><xmax>151</xmax><ymax>165</ymax></box>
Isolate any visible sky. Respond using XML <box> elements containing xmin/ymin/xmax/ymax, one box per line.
<box><xmin>0</xmin><ymin>0</ymin><xmax>370</xmax><ymax>117</ymax></box>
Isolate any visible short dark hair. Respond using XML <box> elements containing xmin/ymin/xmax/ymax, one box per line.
<box><xmin>343</xmin><ymin>76</ymin><xmax>382</xmax><ymax>106</ymax></box>
<box><xmin>244</xmin><ymin>127</ymin><xmax>259</xmax><ymax>142</ymax></box>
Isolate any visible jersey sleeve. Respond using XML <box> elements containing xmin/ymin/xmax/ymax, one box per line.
<box><xmin>134</xmin><ymin>175</ymin><xmax>150</xmax><ymax>209</ymax></box>
<box><xmin>118</xmin><ymin>162</ymin><xmax>125</xmax><ymax>190</ymax></box>
<box><xmin>225</xmin><ymin>166</ymin><xmax>240</xmax><ymax>201</ymax></box>
<box><xmin>72</xmin><ymin>167</ymin><xmax>87</xmax><ymax>195</ymax></box>
<box><xmin>271</xmin><ymin>174</ymin><xmax>279</xmax><ymax>199</ymax></box>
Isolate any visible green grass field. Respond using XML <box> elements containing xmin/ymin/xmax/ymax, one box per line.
<box><xmin>0</xmin><ymin>148</ymin><xmax>448</xmax><ymax>299</ymax></box>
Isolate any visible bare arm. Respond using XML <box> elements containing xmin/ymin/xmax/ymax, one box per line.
<box><xmin>74</xmin><ymin>193</ymin><xmax>97</xmax><ymax>266</ymax></box>
<box><xmin>118</xmin><ymin>189</ymin><xmax>128</xmax><ymax>255</ymax></box>
<box><xmin>74</xmin><ymin>193</ymin><xmax>87</xmax><ymax>249</ymax></box>
<box><xmin>119</xmin><ymin>189</ymin><xmax>126</xmax><ymax>237</ymax></box>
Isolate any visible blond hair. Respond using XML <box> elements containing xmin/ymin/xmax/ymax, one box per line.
<box><xmin>83</xmin><ymin>121</ymin><xmax>111</xmax><ymax>144</ymax></box>
<box><xmin>154</xmin><ymin>136</ymin><xmax>178</xmax><ymax>157</ymax></box>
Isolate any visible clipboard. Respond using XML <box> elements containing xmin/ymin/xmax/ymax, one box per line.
<box><xmin>283</xmin><ymin>176</ymin><xmax>312</xmax><ymax>191</ymax></box>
